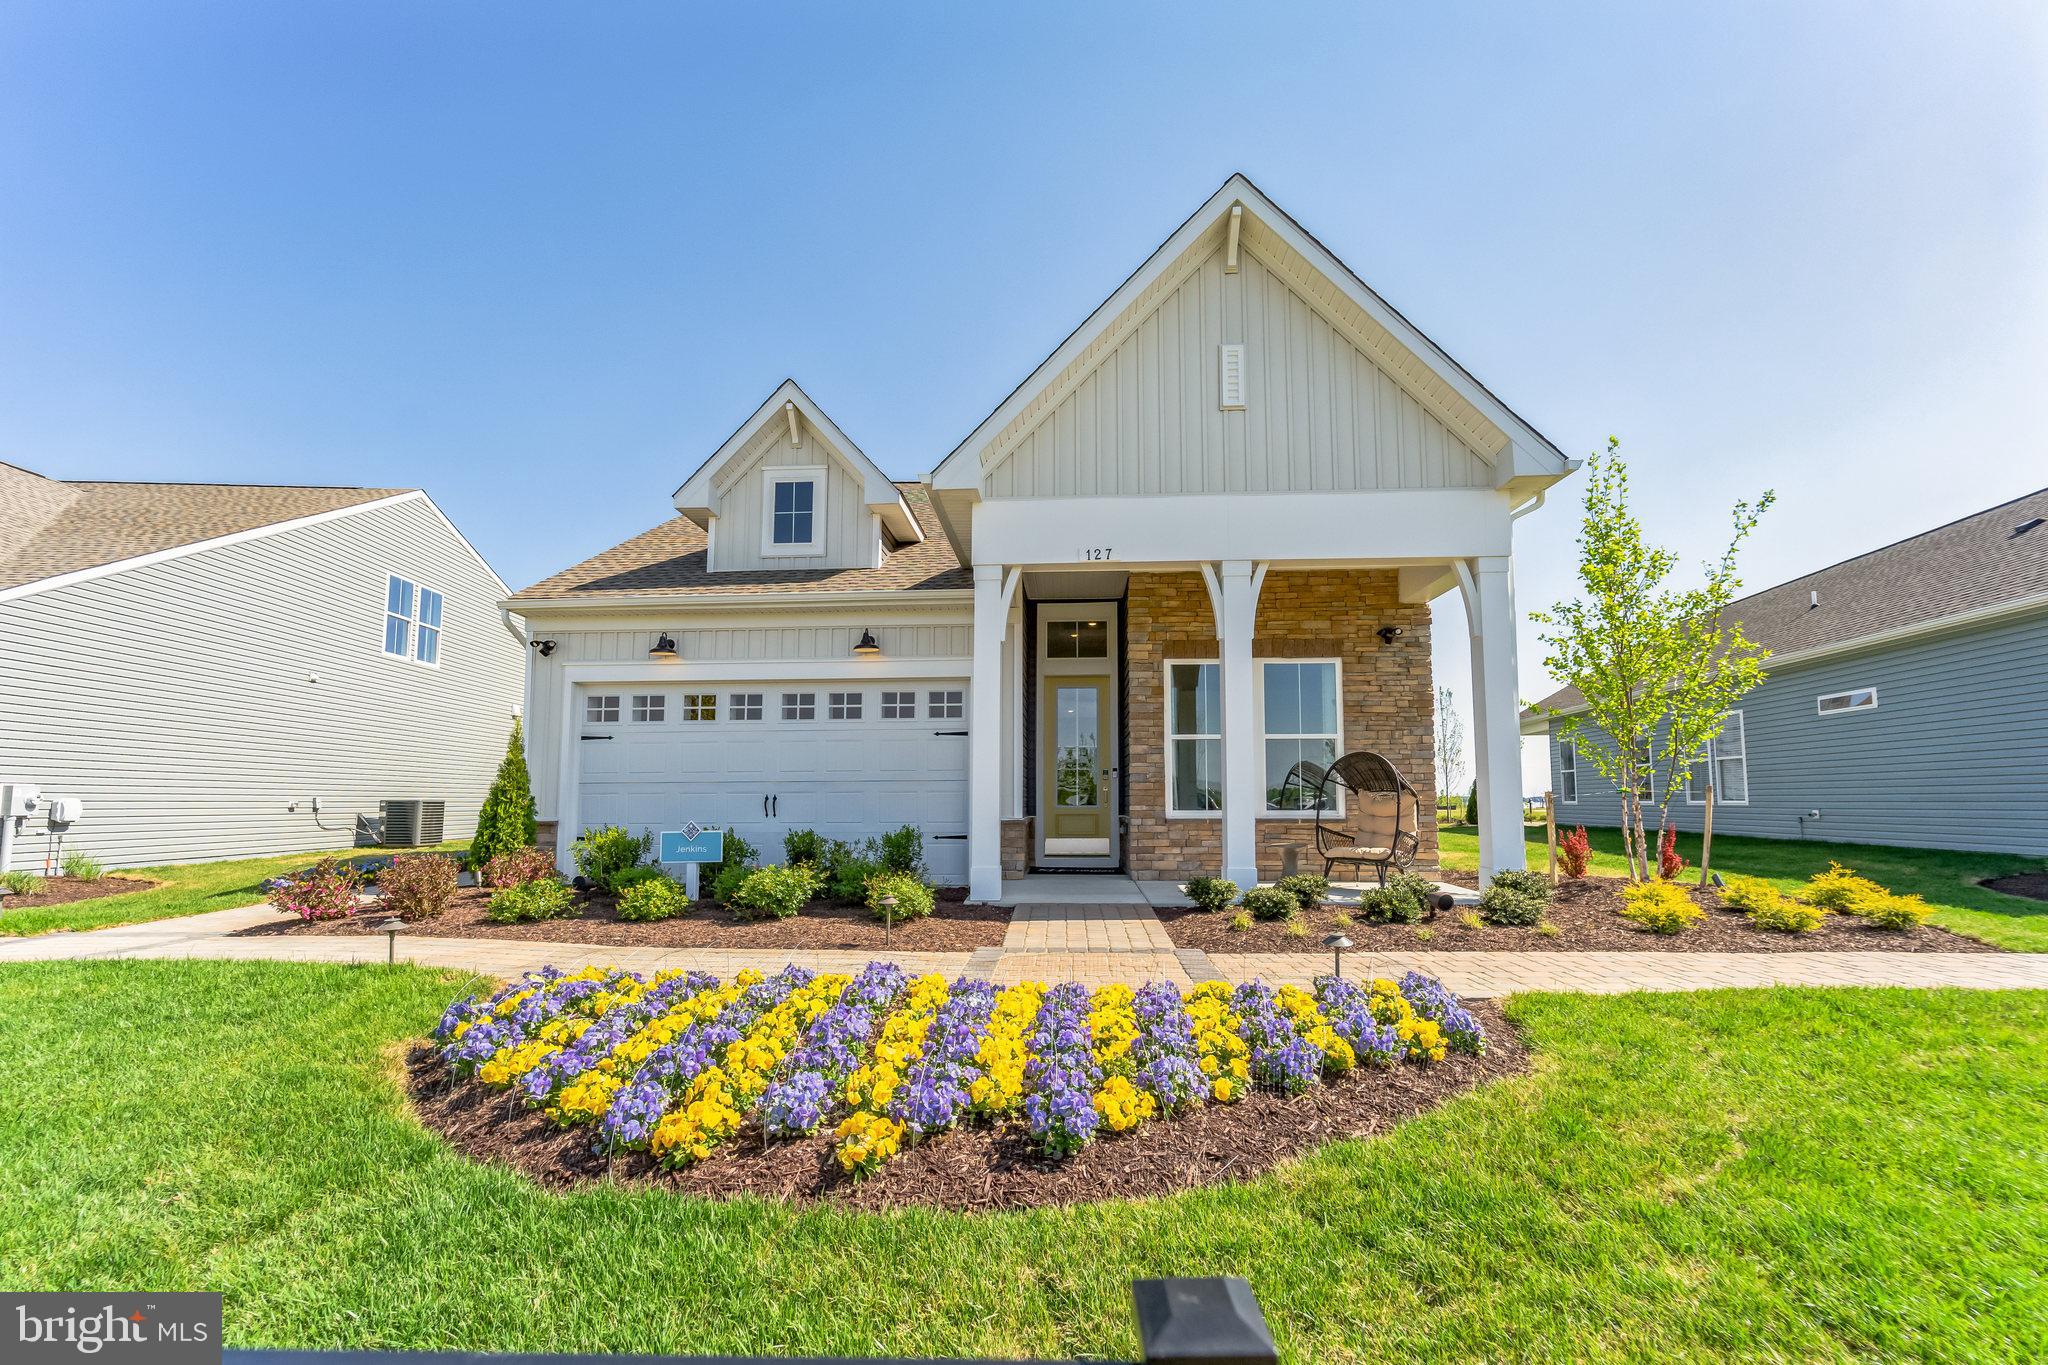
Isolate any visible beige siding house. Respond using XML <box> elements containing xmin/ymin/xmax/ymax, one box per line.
<box><xmin>511</xmin><ymin>175</ymin><xmax>1576</xmax><ymax>898</ymax></box>
<box><xmin>0</xmin><ymin>465</ymin><xmax>525</xmax><ymax>872</ymax></box>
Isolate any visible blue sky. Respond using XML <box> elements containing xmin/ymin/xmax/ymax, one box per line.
<box><xmin>4</xmin><ymin>2</ymin><xmax>2043</xmax><ymax>789</ymax></box>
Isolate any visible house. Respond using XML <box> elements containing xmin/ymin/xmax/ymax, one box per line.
<box><xmin>0</xmin><ymin>463</ymin><xmax>525</xmax><ymax>872</ymax></box>
<box><xmin>1522</xmin><ymin>487</ymin><xmax>2048</xmax><ymax>856</ymax></box>
<box><xmin>509</xmin><ymin>175</ymin><xmax>1576</xmax><ymax>899</ymax></box>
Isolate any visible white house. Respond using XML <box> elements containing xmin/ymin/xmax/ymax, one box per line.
<box><xmin>0</xmin><ymin>464</ymin><xmax>525</xmax><ymax>872</ymax></box>
<box><xmin>510</xmin><ymin>175</ymin><xmax>1574</xmax><ymax>899</ymax></box>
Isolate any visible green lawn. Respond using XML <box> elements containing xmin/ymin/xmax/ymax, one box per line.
<box><xmin>1439</xmin><ymin>823</ymin><xmax>2048</xmax><ymax>952</ymax></box>
<box><xmin>0</xmin><ymin>843</ymin><xmax>466</xmax><ymax>937</ymax></box>
<box><xmin>5</xmin><ymin>960</ymin><xmax>2044</xmax><ymax>1361</ymax></box>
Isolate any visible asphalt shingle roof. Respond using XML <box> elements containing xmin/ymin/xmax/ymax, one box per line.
<box><xmin>1528</xmin><ymin>486</ymin><xmax>2048</xmax><ymax>716</ymax></box>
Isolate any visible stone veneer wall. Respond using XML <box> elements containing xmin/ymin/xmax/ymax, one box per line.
<box><xmin>1123</xmin><ymin>569</ymin><xmax>1438</xmax><ymax>881</ymax></box>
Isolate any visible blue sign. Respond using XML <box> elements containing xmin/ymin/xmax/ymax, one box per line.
<box><xmin>659</xmin><ymin>824</ymin><xmax>725</xmax><ymax>864</ymax></box>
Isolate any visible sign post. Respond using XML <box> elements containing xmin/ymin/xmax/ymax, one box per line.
<box><xmin>658</xmin><ymin>823</ymin><xmax>727</xmax><ymax>900</ymax></box>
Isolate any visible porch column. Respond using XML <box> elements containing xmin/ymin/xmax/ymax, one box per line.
<box><xmin>968</xmin><ymin>563</ymin><xmax>1014</xmax><ymax>903</ymax></box>
<box><xmin>1217</xmin><ymin>560</ymin><xmax>1262</xmax><ymax>889</ymax></box>
<box><xmin>1464</xmin><ymin>555</ymin><xmax>1527</xmax><ymax>880</ymax></box>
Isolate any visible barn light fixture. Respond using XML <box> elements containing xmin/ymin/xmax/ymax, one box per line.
<box><xmin>648</xmin><ymin>634</ymin><xmax>678</xmax><ymax>660</ymax></box>
<box><xmin>852</xmin><ymin>629</ymin><xmax>882</xmax><ymax>657</ymax></box>
<box><xmin>1376</xmin><ymin>625</ymin><xmax>1404</xmax><ymax>645</ymax></box>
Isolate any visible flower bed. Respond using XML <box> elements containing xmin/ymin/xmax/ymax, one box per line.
<box><xmin>413</xmin><ymin>963</ymin><xmax>1517</xmax><ymax>1210</ymax></box>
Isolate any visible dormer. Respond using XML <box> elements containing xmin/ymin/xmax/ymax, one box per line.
<box><xmin>673</xmin><ymin>380</ymin><xmax>924</xmax><ymax>573</ymax></box>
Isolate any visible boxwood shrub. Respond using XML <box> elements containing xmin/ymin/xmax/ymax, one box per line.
<box><xmin>1242</xmin><ymin>886</ymin><xmax>1298</xmax><ymax>921</ymax></box>
<box><xmin>486</xmin><ymin>878</ymin><xmax>576</xmax><ymax>924</ymax></box>
<box><xmin>1273</xmin><ymin>872</ymin><xmax>1329</xmax><ymax>912</ymax></box>
<box><xmin>865</xmin><ymin>871</ymin><xmax>935</xmax><ymax>922</ymax></box>
<box><xmin>730</xmin><ymin>864</ymin><xmax>821</xmax><ymax>920</ymax></box>
<box><xmin>1181</xmin><ymin>877</ymin><xmax>1239</xmax><ymax>913</ymax></box>
<box><xmin>616</xmin><ymin>874</ymin><xmax>694</xmax><ymax>923</ymax></box>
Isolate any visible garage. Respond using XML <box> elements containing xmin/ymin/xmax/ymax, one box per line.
<box><xmin>573</xmin><ymin>678</ymin><xmax>971</xmax><ymax>886</ymax></box>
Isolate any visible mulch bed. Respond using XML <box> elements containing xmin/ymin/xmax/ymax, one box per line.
<box><xmin>233</xmin><ymin>885</ymin><xmax>1008</xmax><ymax>952</ymax></box>
<box><xmin>1981</xmin><ymin>874</ymin><xmax>2048</xmax><ymax>904</ymax></box>
<box><xmin>403</xmin><ymin>999</ymin><xmax>1522</xmax><ymax>1211</ymax></box>
<box><xmin>1158</xmin><ymin>874</ymin><xmax>1999</xmax><ymax>954</ymax></box>
<box><xmin>0</xmin><ymin>874</ymin><xmax>160</xmax><ymax>909</ymax></box>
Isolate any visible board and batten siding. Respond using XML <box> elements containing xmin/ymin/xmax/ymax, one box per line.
<box><xmin>985</xmin><ymin>243</ymin><xmax>1495</xmax><ymax>499</ymax></box>
<box><xmin>1543</xmin><ymin>608</ymin><xmax>2048</xmax><ymax>856</ymax></box>
<box><xmin>0</xmin><ymin>495</ymin><xmax>524</xmax><ymax>871</ymax></box>
<box><xmin>521</xmin><ymin>615</ymin><xmax>973</xmax><ymax>822</ymax></box>
<box><xmin>709</xmin><ymin>419</ymin><xmax>874</xmax><ymax>572</ymax></box>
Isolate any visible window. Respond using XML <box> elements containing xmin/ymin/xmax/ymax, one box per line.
<box><xmin>730</xmin><ymin>693</ymin><xmax>763</xmax><ymax>721</ymax></box>
<box><xmin>681</xmin><ymin>693</ymin><xmax>716</xmax><ymax>722</ymax></box>
<box><xmin>761</xmin><ymin>468</ymin><xmax>823</xmax><ymax>555</ymax></box>
<box><xmin>384</xmin><ymin>576</ymin><xmax>443</xmax><ymax>664</ymax></box>
<box><xmin>1167</xmin><ymin>662</ymin><xmax>1222</xmax><ymax>813</ymax></box>
<box><xmin>781</xmin><ymin>691</ymin><xmax>816</xmax><ymax>721</ymax></box>
<box><xmin>1557</xmin><ymin>739</ymin><xmax>1579</xmax><ymax>804</ymax></box>
<box><xmin>1685</xmin><ymin>712</ymin><xmax>1749</xmax><ymax>805</ymax></box>
<box><xmin>881</xmin><ymin>690</ymin><xmax>916</xmax><ymax>719</ymax></box>
<box><xmin>1261</xmin><ymin>661</ymin><xmax>1339</xmax><ymax>812</ymax></box>
<box><xmin>928</xmin><ymin>689</ymin><xmax>964</xmax><ymax>720</ymax></box>
<box><xmin>630</xmin><ymin>694</ymin><xmax>666</xmax><ymax>723</ymax></box>
<box><xmin>828</xmin><ymin>691</ymin><xmax>863</xmax><ymax>720</ymax></box>
<box><xmin>585</xmin><ymin>694</ymin><xmax>621</xmax><ymax>724</ymax></box>
<box><xmin>1818</xmin><ymin>687</ymin><xmax>1878</xmax><ymax>716</ymax></box>
<box><xmin>1045</xmin><ymin>618</ymin><xmax>1109</xmax><ymax>659</ymax></box>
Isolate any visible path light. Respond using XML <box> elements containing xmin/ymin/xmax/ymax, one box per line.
<box><xmin>381</xmin><ymin>916</ymin><xmax>405</xmax><ymax>965</ymax></box>
<box><xmin>1323</xmin><ymin>932</ymin><xmax>1353</xmax><ymax>980</ymax></box>
<box><xmin>880</xmin><ymin>893</ymin><xmax>898</xmax><ymax>949</ymax></box>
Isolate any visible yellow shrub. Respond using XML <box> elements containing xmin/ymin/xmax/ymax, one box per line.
<box><xmin>1718</xmin><ymin>874</ymin><xmax>1781</xmax><ymax>914</ymax></box>
<box><xmin>1805</xmin><ymin>861</ymin><xmax>1886</xmax><ymax>913</ymax></box>
<box><xmin>1862</xmin><ymin>892</ymin><xmax>1932</xmax><ymax>931</ymax></box>
<box><xmin>1619</xmin><ymin>881</ymin><xmax>1704</xmax><ymax>935</ymax></box>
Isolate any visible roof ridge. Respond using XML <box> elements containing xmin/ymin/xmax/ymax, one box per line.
<box><xmin>62</xmin><ymin>479</ymin><xmax>414</xmax><ymax>493</ymax></box>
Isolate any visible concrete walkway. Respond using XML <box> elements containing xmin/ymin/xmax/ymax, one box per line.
<box><xmin>5</xmin><ymin>901</ymin><xmax>2046</xmax><ymax>999</ymax></box>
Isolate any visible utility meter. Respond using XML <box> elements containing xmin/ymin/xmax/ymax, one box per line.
<box><xmin>48</xmin><ymin>797</ymin><xmax>84</xmax><ymax>825</ymax></box>
<box><xmin>0</xmin><ymin>785</ymin><xmax>40</xmax><ymax>819</ymax></box>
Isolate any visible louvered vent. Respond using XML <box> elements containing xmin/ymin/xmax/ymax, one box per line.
<box><xmin>1218</xmin><ymin>344</ymin><xmax>1246</xmax><ymax>410</ymax></box>
<box><xmin>380</xmin><ymin>799</ymin><xmax>446</xmax><ymax>848</ymax></box>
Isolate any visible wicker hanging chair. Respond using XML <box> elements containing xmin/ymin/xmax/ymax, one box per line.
<box><xmin>1310</xmin><ymin>751</ymin><xmax>1422</xmax><ymax>884</ymax></box>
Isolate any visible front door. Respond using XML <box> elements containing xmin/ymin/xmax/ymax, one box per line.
<box><xmin>1043</xmin><ymin>676</ymin><xmax>1111</xmax><ymax>855</ymax></box>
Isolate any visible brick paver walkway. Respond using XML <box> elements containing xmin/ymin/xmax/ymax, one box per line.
<box><xmin>4</xmin><ymin>900</ymin><xmax>2044</xmax><ymax>998</ymax></box>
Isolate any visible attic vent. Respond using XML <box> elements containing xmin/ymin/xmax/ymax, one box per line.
<box><xmin>2014</xmin><ymin>517</ymin><xmax>2045</xmax><ymax>538</ymax></box>
<box><xmin>1218</xmin><ymin>344</ymin><xmax>1246</xmax><ymax>410</ymax></box>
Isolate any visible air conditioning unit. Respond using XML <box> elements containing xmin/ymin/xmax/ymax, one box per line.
<box><xmin>380</xmin><ymin>799</ymin><xmax>446</xmax><ymax>848</ymax></box>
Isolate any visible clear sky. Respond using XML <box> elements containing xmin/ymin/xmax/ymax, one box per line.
<box><xmin>4</xmin><ymin>2</ymin><xmax>2043</xmax><ymax>791</ymax></box>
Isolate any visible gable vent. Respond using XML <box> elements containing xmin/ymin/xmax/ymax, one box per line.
<box><xmin>1218</xmin><ymin>344</ymin><xmax>1246</xmax><ymax>410</ymax></box>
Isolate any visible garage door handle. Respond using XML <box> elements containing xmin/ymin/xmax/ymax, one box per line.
<box><xmin>933</xmin><ymin>729</ymin><xmax>968</xmax><ymax>737</ymax></box>
<box><xmin>772</xmin><ymin>795</ymin><xmax>779</xmax><ymax>817</ymax></box>
<box><xmin>763</xmin><ymin>795</ymin><xmax>770</xmax><ymax>818</ymax></box>
<box><xmin>581</xmin><ymin>734</ymin><xmax>613</xmax><ymax>741</ymax></box>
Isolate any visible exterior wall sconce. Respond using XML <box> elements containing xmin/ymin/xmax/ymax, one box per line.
<box><xmin>852</xmin><ymin>629</ymin><xmax>882</xmax><ymax>657</ymax></box>
<box><xmin>648</xmin><ymin>634</ymin><xmax>678</xmax><ymax>659</ymax></box>
<box><xmin>1376</xmin><ymin>625</ymin><xmax>1404</xmax><ymax>644</ymax></box>
<box><xmin>530</xmin><ymin>639</ymin><xmax>556</xmax><ymax>657</ymax></box>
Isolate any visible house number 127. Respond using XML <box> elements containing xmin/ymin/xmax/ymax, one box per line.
<box><xmin>1079</xmin><ymin>547</ymin><xmax>1114</xmax><ymax>561</ymax></box>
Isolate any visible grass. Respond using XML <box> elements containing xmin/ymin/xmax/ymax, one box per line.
<box><xmin>1440</xmin><ymin>822</ymin><xmax>2048</xmax><ymax>952</ymax></box>
<box><xmin>5</xmin><ymin>960</ymin><xmax>2045</xmax><ymax>1361</ymax></box>
<box><xmin>0</xmin><ymin>842</ymin><xmax>466</xmax><ymax>937</ymax></box>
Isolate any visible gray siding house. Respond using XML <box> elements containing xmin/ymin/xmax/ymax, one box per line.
<box><xmin>1523</xmin><ymin>487</ymin><xmax>2048</xmax><ymax>857</ymax></box>
<box><xmin>0</xmin><ymin>463</ymin><xmax>525</xmax><ymax>872</ymax></box>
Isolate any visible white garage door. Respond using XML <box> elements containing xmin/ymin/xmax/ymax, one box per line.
<box><xmin>574</xmin><ymin>679</ymin><xmax>970</xmax><ymax>885</ymax></box>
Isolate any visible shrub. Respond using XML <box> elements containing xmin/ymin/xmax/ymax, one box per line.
<box><xmin>1657</xmin><ymin>826</ymin><xmax>1687</xmax><ymax>881</ymax></box>
<box><xmin>1</xmin><ymin>869</ymin><xmax>39</xmax><ymax>895</ymax></box>
<box><xmin>828</xmin><ymin>854</ymin><xmax>884</xmax><ymax>905</ymax></box>
<box><xmin>1243</xmin><ymin>886</ymin><xmax>1298</xmax><ymax>921</ymax></box>
<box><xmin>730</xmin><ymin>864</ymin><xmax>820</xmax><ymax>920</ymax></box>
<box><xmin>60</xmin><ymin>851</ymin><xmax>104</xmax><ymax>880</ymax></box>
<box><xmin>571</xmin><ymin>825</ymin><xmax>651</xmax><ymax>894</ymax></box>
<box><xmin>1284</xmin><ymin>916</ymin><xmax>1309</xmax><ymax>938</ymax></box>
<box><xmin>486</xmin><ymin>878</ymin><xmax>576</xmax><ymax>924</ymax></box>
<box><xmin>1388</xmin><ymin>871</ymin><xmax>1443</xmax><ymax>908</ymax></box>
<box><xmin>1862</xmin><ymin>892</ymin><xmax>1933</xmax><ymax>931</ymax></box>
<box><xmin>481</xmin><ymin>845</ymin><xmax>556</xmax><ymax>889</ymax></box>
<box><xmin>1226</xmin><ymin>910</ymin><xmax>1252</xmax><ymax>932</ymax></box>
<box><xmin>1478</xmin><ymin>885</ymin><xmax>1545</xmax><ymax>927</ymax></box>
<box><xmin>866</xmin><ymin>872</ymin><xmax>936</xmax><ymax>922</ymax></box>
<box><xmin>1274</xmin><ymin>872</ymin><xmax>1329</xmax><ymax>912</ymax></box>
<box><xmin>1746</xmin><ymin>892</ymin><xmax>1826</xmax><ymax>934</ymax></box>
<box><xmin>1560</xmin><ymin>826</ymin><xmax>1592</xmax><ymax>879</ymax></box>
<box><xmin>710</xmin><ymin>860</ymin><xmax>753</xmax><ymax>905</ymax></box>
<box><xmin>1181</xmin><ymin>877</ymin><xmax>1239</xmax><ymax>913</ymax></box>
<box><xmin>1458</xmin><ymin>910</ymin><xmax>1483</xmax><ymax>930</ymax></box>
<box><xmin>468</xmin><ymin>717</ymin><xmax>537</xmax><ymax>871</ymax></box>
<box><xmin>783</xmin><ymin>829</ymin><xmax>828</xmax><ymax>868</ymax></box>
<box><xmin>610</xmin><ymin>865</ymin><xmax>664</xmax><ymax>895</ymax></box>
<box><xmin>1463</xmin><ymin>781</ymin><xmax>1480</xmax><ymax>827</ymax></box>
<box><xmin>1358</xmin><ymin>871</ymin><xmax>1439</xmax><ymax>925</ymax></box>
<box><xmin>617</xmin><ymin>874</ymin><xmax>694</xmax><ymax>922</ymax></box>
<box><xmin>380</xmin><ymin>852</ymin><xmax>459</xmax><ymax>921</ymax></box>
<box><xmin>878</xmin><ymin>825</ymin><xmax>926</xmax><ymax>878</ymax></box>
<box><xmin>1414</xmin><ymin>926</ymin><xmax>1434</xmax><ymax>942</ymax></box>
<box><xmin>1805</xmin><ymin>861</ymin><xmax>1886</xmax><ymax>912</ymax></box>
<box><xmin>1331</xmin><ymin>911</ymin><xmax>1353</xmax><ymax>929</ymax></box>
<box><xmin>265</xmin><ymin>858</ymin><xmax>361</xmax><ymax>922</ymax></box>
<box><xmin>1619</xmin><ymin>881</ymin><xmax>1703</xmax><ymax>935</ymax></box>
<box><xmin>715</xmin><ymin>828</ymin><xmax>757</xmax><ymax>877</ymax></box>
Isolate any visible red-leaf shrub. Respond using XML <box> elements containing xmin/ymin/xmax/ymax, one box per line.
<box><xmin>265</xmin><ymin>858</ymin><xmax>362</xmax><ymax>922</ymax></box>
<box><xmin>482</xmin><ymin>845</ymin><xmax>557</xmax><ymax>889</ymax></box>
<box><xmin>1658</xmin><ymin>825</ymin><xmax>1687</xmax><ymax>881</ymax></box>
<box><xmin>1560</xmin><ymin>826</ymin><xmax>1591</xmax><ymax>879</ymax></box>
<box><xmin>381</xmin><ymin>852</ymin><xmax>459</xmax><ymax>921</ymax></box>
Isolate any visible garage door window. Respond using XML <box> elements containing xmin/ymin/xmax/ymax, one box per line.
<box><xmin>682</xmin><ymin>693</ymin><xmax>716</xmax><ymax>722</ymax></box>
<box><xmin>731</xmin><ymin>693</ymin><xmax>763</xmax><ymax>721</ymax></box>
<box><xmin>881</xmin><ymin>691</ymin><xmax>915</xmax><ymax>719</ymax></box>
<box><xmin>586</xmin><ymin>695</ymin><xmax>621</xmax><ymax>724</ymax></box>
<box><xmin>630</xmin><ymin>694</ymin><xmax>665</xmax><ymax>723</ymax></box>
<box><xmin>782</xmin><ymin>692</ymin><xmax>816</xmax><ymax>721</ymax></box>
<box><xmin>829</xmin><ymin>692</ymin><xmax>863</xmax><ymax>720</ymax></box>
<box><xmin>929</xmin><ymin>690</ymin><xmax>964</xmax><ymax>719</ymax></box>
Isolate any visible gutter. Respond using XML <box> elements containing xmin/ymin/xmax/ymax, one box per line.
<box><xmin>503</xmin><ymin>588</ymin><xmax>977</xmax><ymax>614</ymax></box>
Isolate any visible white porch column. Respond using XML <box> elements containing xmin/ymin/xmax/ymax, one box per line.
<box><xmin>968</xmin><ymin>563</ymin><xmax>1015</xmax><ymax>903</ymax></box>
<box><xmin>1217</xmin><ymin>559</ymin><xmax>1262</xmax><ymax>888</ymax></box>
<box><xmin>1463</xmin><ymin>555</ymin><xmax>1527</xmax><ymax>880</ymax></box>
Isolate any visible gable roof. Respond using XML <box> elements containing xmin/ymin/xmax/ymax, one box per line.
<box><xmin>1525</xmin><ymin>485</ymin><xmax>2048</xmax><ymax>724</ymax></box>
<box><xmin>672</xmin><ymin>379</ymin><xmax>922</xmax><ymax>543</ymax></box>
<box><xmin>927</xmin><ymin>173</ymin><xmax>1573</xmax><ymax>557</ymax></box>
<box><xmin>0</xmin><ymin>462</ymin><xmax>421</xmax><ymax>597</ymax></box>
<box><xmin>507</xmin><ymin>481</ymin><xmax>970</xmax><ymax>606</ymax></box>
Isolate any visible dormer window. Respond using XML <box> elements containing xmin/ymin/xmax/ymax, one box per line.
<box><xmin>761</xmin><ymin>467</ymin><xmax>824</xmax><ymax>556</ymax></box>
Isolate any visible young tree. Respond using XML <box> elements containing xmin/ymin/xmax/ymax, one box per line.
<box><xmin>1530</xmin><ymin>441</ymin><xmax>1773</xmax><ymax>881</ymax></box>
<box><xmin>1433</xmin><ymin>685</ymin><xmax>1466</xmax><ymax>815</ymax></box>
<box><xmin>469</xmin><ymin>716</ymin><xmax>538</xmax><ymax>869</ymax></box>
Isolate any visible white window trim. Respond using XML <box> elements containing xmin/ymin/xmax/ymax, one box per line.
<box><xmin>1557</xmin><ymin>738</ymin><xmax>1579</xmax><ymax>804</ymax></box>
<box><xmin>1161</xmin><ymin>657</ymin><xmax>1344</xmax><ymax>820</ymax></box>
<box><xmin>382</xmin><ymin>574</ymin><xmax>444</xmax><ymax>668</ymax></box>
<box><xmin>1683</xmin><ymin>710</ymin><xmax>1751</xmax><ymax>807</ymax></box>
<box><xmin>630</xmin><ymin>693</ymin><xmax>666</xmax><ymax>723</ymax></box>
<box><xmin>759</xmin><ymin>465</ymin><xmax>825</xmax><ymax>558</ymax></box>
<box><xmin>1817</xmin><ymin>687</ymin><xmax>1879</xmax><ymax>716</ymax></box>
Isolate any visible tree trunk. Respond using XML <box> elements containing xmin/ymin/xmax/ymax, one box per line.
<box><xmin>1698</xmin><ymin>782</ymin><xmax>1717</xmax><ymax>888</ymax></box>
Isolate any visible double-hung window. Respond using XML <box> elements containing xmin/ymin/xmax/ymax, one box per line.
<box><xmin>1165</xmin><ymin>662</ymin><xmax>1223</xmax><ymax>813</ymax></box>
<box><xmin>1685</xmin><ymin>712</ymin><xmax>1749</xmax><ymax>805</ymax></box>
<box><xmin>1261</xmin><ymin>661</ymin><xmax>1340</xmax><ymax>812</ymax></box>
<box><xmin>1557</xmin><ymin>739</ymin><xmax>1579</xmax><ymax>803</ymax></box>
<box><xmin>383</xmin><ymin>576</ymin><xmax>443</xmax><ymax>664</ymax></box>
<box><xmin>761</xmin><ymin>468</ymin><xmax>823</xmax><ymax>555</ymax></box>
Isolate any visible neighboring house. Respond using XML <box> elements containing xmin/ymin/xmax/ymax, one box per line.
<box><xmin>510</xmin><ymin>174</ymin><xmax>1576</xmax><ymax>899</ymax></box>
<box><xmin>0</xmin><ymin>463</ymin><xmax>525</xmax><ymax>872</ymax></box>
<box><xmin>1522</xmin><ymin>487</ymin><xmax>2048</xmax><ymax>856</ymax></box>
